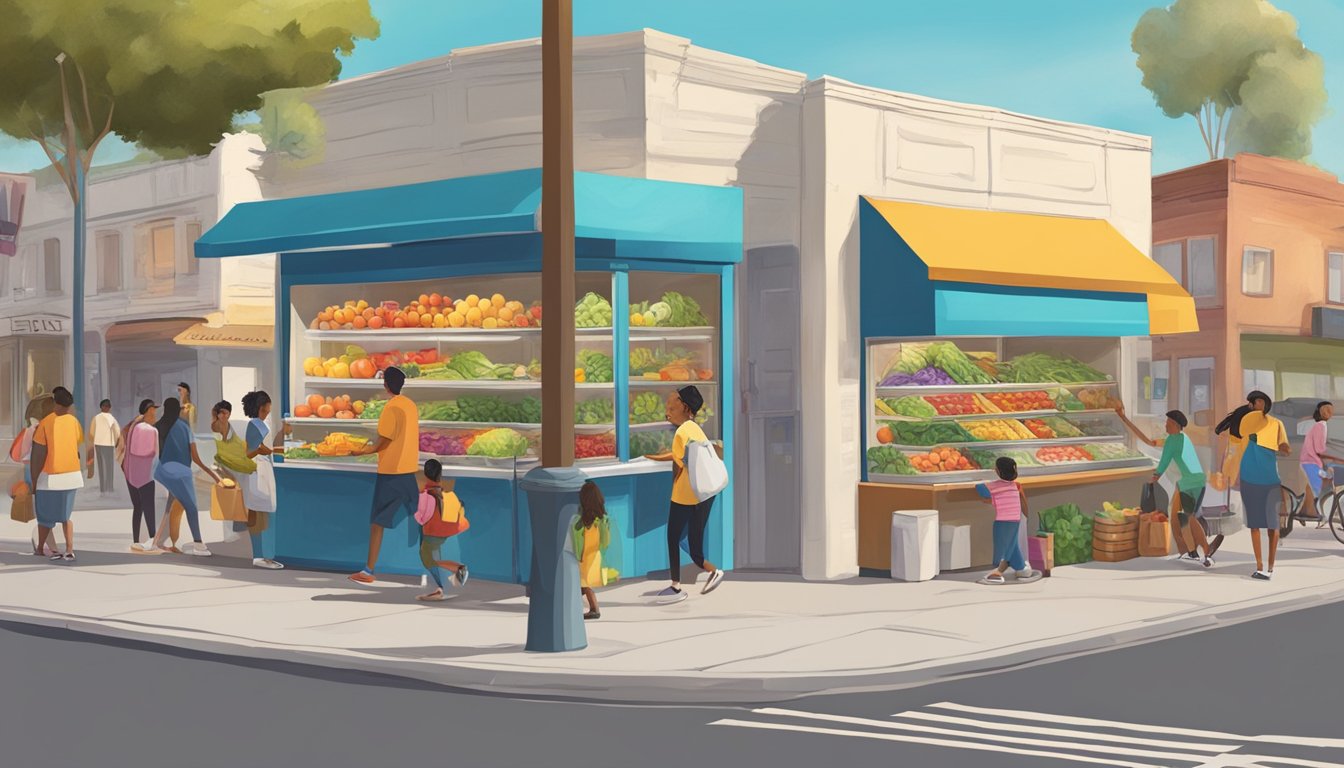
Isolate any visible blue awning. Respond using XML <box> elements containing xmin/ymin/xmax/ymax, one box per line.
<box><xmin>196</xmin><ymin>168</ymin><xmax>742</xmax><ymax>265</ymax></box>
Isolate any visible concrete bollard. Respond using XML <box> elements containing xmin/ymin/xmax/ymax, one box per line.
<box><xmin>521</xmin><ymin>466</ymin><xmax>588</xmax><ymax>652</ymax></box>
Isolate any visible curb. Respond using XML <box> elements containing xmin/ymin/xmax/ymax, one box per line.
<box><xmin>3</xmin><ymin>579</ymin><xmax>1343</xmax><ymax>704</ymax></box>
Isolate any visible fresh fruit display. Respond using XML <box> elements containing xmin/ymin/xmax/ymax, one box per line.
<box><xmin>628</xmin><ymin>300</ymin><xmax>672</xmax><ymax>328</ymax></box>
<box><xmin>1077</xmin><ymin>387</ymin><xmax>1122</xmax><ymax>410</ymax></box>
<box><xmin>446</xmin><ymin>350</ymin><xmax>526</xmax><ymax>380</ymax></box>
<box><xmin>575</xmin><ymin>399</ymin><xmax>615</xmax><ymax>425</ymax></box>
<box><xmin>1097</xmin><ymin>501</ymin><xmax>1140</xmax><ymax>524</ymax></box>
<box><xmin>958</xmin><ymin>419</ymin><xmax>1034</xmax><ymax>442</ymax></box>
<box><xmin>578</xmin><ymin>350</ymin><xmax>614</xmax><ymax>383</ymax></box>
<box><xmin>984</xmin><ymin>390</ymin><xmax>1055</xmax><ymax>413</ymax></box>
<box><xmin>998</xmin><ymin>353</ymin><xmax>1108</xmax><ymax>384</ymax></box>
<box><xmin>657</xmin><ymin>291</ymin><xmax>710</xmax><ymax>327</ymax></box>
<box><xmin>1035</xmin><ymin>445</ymin><xmax>1095</xmax><ymax>464</ymax></box>
<box><xmin>867</xmin><ymin>446</ymin><xmax>918</xmax><ymax>476</ymax></box>
<box><xmin>1039</xmin><ymin>416</ymin><xmax>1084</xmax><ymax>438</ymax></box>
<box><xmin>308</xmin><ymin>293</ymin><xmax>539</xmax><ymax>331</ymax></box>
<box><xmin>631</xmin><ymin>430</ymin><xmax>674</xmax><ymax>456</ymax></box>
<box><xmin>888</xmin><ymin>421</ymin><xmax>975</xmax><ymax>446</ymax></box>
<box><xmin>909</xmin><ymin>447</ymin><xmax>978</xmax><ymax>473</ymax></box>
<box><xmin>284</xmin><ymin>446</ymin><xmax>319</xmax><ymax>460</ymax></box>
<box><xmin>1039</xmin><ymin>503</ymin><xmax>1093</xmax><ymax>565</ymax></box>
<box><xmin>923</xmin><ymin>394</ymin><xmax>990</xmax><ymax>416</ymax></box>
<box><xmin>575</xmin><ymin>292</ymin><xmax>613</xmax><ymax>328</ymax></box>
<box><xmin>1086</xmin><ymin>443</ymin><xmax>1143</xmax><ymax>461</ymax></box>
<box><xmin>966</xmin><ymin>448</ymin><xmax>1038</xmax><ymax>469</ymax></box>
<box><xmin>880</xmin><ymin>367</ymin><xmax>957</xmax><ymax>387</ymax></box>
<box><xmin>294</xmin><ymin>394</ymin><xmax>364</xmax><ymax>420</ymax></box>
<box><xmin>466</xmin><ymin>428</ymin><xmax>531</xmax><ymax>458</ymax></box>
<box><xmin>878</xmin><ymin>396</ymin><xmax>937</xmax><ymax>419</ymax></box>
<box><xmin>575</xmin><ymin>433</ymin><xmax>616</xmax><ymax>459</ymax></box>
<box><xmin>312</xmin><ymin>432</ymin><xmax>370</xmax><ymax>457</ymax></box>
<box><xmin>420</xmin><ymin>431</ymin><xmax>469</xmax><ymax>456</ymax></box>
<box><xmin>1021</xmin><ymin>419</ymin><xmax>1058</xmax><ymax>439</ymax></box>
<box><xmin>631</xmin><ymin>392</ymin><xmax>664</xmax><ymax>424</ymax></box>
<box><xmin>309</xmin><ymin>300</ymin><xmax>377</xmax><ymax>331</ymax></box>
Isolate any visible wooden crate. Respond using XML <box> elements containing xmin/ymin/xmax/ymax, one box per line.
<box><xmin>1092</xmin><ymin>519</ymin><xmax>1139</xmax><ymax>535</ymax></box>
<box><xmin>1093</xmin><ymin>528</ymin><xmax>1139</xmax><ymax>544</ymax></box>
<box><xmin>1093</xmin><ymin>546</ymin><xmax>1138</xmax><ymax>562</ymax></box>
<box><xmin>1092</xmin><ymin>537</ymin><xmax>1139</xmax><ymax>553</ymax></box>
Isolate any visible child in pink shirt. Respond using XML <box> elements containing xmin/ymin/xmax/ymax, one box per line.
<box><xmin>976</xmin><ymin>457</ymin><xmax>1038</xmax><ymax>584</ymax></box>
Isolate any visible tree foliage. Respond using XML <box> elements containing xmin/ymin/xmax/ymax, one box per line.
<box><xmin>0</xmin><ymin>0</ymin><xmax>378</xmax><ymax>200</ymax></box>
<box><xmin>1132</xmin><ymin>0</ymin><xmax>1326</xmax><ymax>161</ymax></box>
<box><xmin>239</xmin><ymin>87</ymin><xmax>327</xmax><ymax>168</ymax></box>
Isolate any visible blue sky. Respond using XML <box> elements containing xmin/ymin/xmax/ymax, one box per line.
<box><xmin>2</xmin><ymin>0</ymin><xmax>1341</xmax><ymax>178</ymax></box>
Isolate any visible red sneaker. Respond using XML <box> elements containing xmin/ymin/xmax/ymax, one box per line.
<box><xmin>348</xmin><ymin>570</ymin><xmax>375</xmax><ymax>585</ymax></box>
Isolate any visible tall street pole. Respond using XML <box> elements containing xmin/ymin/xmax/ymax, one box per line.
<box><xmin>56</xmin><ymin>53</ymin><xmax>88</xmax><ymax>422</ymax></box>
<box><xmin>541</xmin><ymin>0</ymin><xmax>575</xmax><ymax>468</ymax></box>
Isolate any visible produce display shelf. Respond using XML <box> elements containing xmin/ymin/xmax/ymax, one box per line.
<box><xmin>876</xmin><ymin>380</ymin><xmax>1117</xmax><ymax>396</ymax></box>
<box><xmin>868</xmin><ymin>456</ymin><xmax>1153</xmax><ymax>485</ymax></box>
<box><xmin>630</xmin><ymin>379</ymin><xmax>718</xmax><ymax>388</ymax></box>
<box><xmin>630</xmin><ymin>422</ymin><xmax>674</xmax><ymax>432</ymax></box>
<box><xmin>304</xmin><ymin>327</ymin><xmax>611</xmax><ymax>342</ymax></box>
<box><xmin>285</xmin><ymin>417</ymin><xmax>613</xmax><ymax>433</ymax></box>
<box><xmin>876</xmin><ymin>408</ymin><xmax>1122</xmax><ymax>423</ymax></box>
<box><xmin>630</xmin><ymin>327</ymin><xmax>716</xmax><ymax>341</ymax></box>
<box><xmin>883</xmin><ymin>435</ymin><xmax>1119</xmax><ymax>451</ymax></box>
<box><xmin>305</xmin><ymin>378</ymin><xmax>617</xmax><ymax>390</ymax></box>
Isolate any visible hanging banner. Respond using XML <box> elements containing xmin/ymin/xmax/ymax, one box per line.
<box><xmin>0</xmin><ymin>173</ymin><xmax>29</xmax><ymax>257</ymax></box>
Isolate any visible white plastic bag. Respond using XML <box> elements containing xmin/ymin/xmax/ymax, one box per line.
<box><xmin>686</xmin><ymin>440</ymin><xmax>728</xmax><ymax>502</ymax></box>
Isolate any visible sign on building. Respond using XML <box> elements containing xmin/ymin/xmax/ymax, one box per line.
<box><xmin>0</xmin><ymin>173</ymin><xmax>29</xmax><ymax>257</ymax></box>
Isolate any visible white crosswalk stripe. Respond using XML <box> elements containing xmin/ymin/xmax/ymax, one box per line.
<box><xmin>709</xmin><ymin>703</ymin><xmax>1344</xmax><ymax>768</ymax></box>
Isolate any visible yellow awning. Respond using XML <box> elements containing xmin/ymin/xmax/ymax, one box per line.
<box><xmin>173</xmin><ymin>323</ymin><xmax>273</xmax><ymax>350</ymax></box>
<box><xmin>862</xmin><ymin>198</ymin><xmax>1198</xmax><ymax>335</ymax></box>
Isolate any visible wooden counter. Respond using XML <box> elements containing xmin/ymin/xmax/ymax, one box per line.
<box><xmin>858</xmin><ymin>466</ymin><xmax>1152</xmax><ymax>572</ymax></box>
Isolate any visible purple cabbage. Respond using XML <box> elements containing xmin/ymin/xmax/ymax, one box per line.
<box><xmin>880</xmin><ymin>366</ymin><xmax>956</xmax><ymax>387</ymax></box>
<box><xmin>420</xmin><ymin>432</ymin><xmax>467</xmax><ymax>456</ymax></box>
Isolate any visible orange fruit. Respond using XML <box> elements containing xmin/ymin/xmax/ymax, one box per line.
<box><xmin>465</xmin><ymin>294</ymin><xmax>480</xmax><ymax>307</ymax></box>
<box><xmin>483</xmin><ymin>304</ymin><xmax>497</xmax><ymax>319</ymax></box>
<box><xmin>477</xmin><ymin>297</ymin><xmax>492</xmax><ymax>310</ymax></box>
<box><xmin>466</xmin><ymin>307</ymin><xmax>483</xmax><ymax>326</ymax></box>
<box><xmin>513</xmin><ymin>315</ymin><xmax>530</xmax><ymax>328</ymax></box>
<box><xmin>483</xmin><ymin>317</ymin><xmax>498</xmax><ymax>329</ymax></box>
<box><xmin>352</xmin><ymin>316</ymin><xmax>367</xmax><ymax>329</ymax></box>
<box><xmin>418</xmin><ymin>293</ymin><xmax>430</xmax><ymax>306</ymax></box>
<box><xmin>294</xmin><ymin>404</ymin><xmax>313</xmax><ymax>418</ymax></box>
<box><xmin>318</xmin><ymin>310</ymin><xmax>333</xmax><ymax>323</ymax></box>
<box><xmin>448</xmin><ymin>311</ymin><xmax>465</xmax><ymax>328</ymax></box>
<box><xmin>429</xmin><ymin>293</ymin><xmax>443</xmax><ymax>307</ymax></box>
<box><xmin>420</xmin><ymin>313</ymin><xmax>433</xmax><ymax>327</ymax></box>
<box><xmin>433</xmin><ymin>314</ymin><xmax>448</xmax><ymax>328</ymax></box>
<box><xmin>368</xmin><ymin>316</ymin><xmax>385</xmax><ymax>330</ymax></box>
<box><xmin>393</xmin><ymin>316</ymin><xmax>407</xmax><ymax>328</ymax></box>
<box><xmin>406</xmin><ymin>310</ymin><xmax>420</xmax><ymax>326</ymax></box>
<box><xmin>307</xmin><ymin>394</ymin><xmax>325</xmax><ymax>411</ymax></box>
<box><xmin>491</xmin><ymin>293</ymin><xmax>505</xmax><ymax>308</ymax></box>
<box><xmin>498</xmin><ymin>307</ymin><xmax>515</xmax><ymax>323</ymax></box>
<box><xmin>317</xmin><ymin>404</ymin><xmax>336</xmax><ymax>418</ymax></box>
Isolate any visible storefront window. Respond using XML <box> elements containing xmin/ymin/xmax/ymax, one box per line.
<box><xmin>1280</xmin><ymin>372</ymin><xmax>1331</xmax><ymax>400</ymax></box>
<box><xmin>97</xmin><ymin>232</ymin><xmax>123</xmax><ymax>293</ymax></box>
<box><xmin>1329</xmin><ymin>251</ymin><xmax>1343</xmax><ymax>304</ymax></box>
<box><xmin>25</xmin><ymin>343</ymin><xmax>64</xmax><ymax>401</ymax></box>
<box><xmin>1154</xmin><ymin>242</ymin><xmax>1182</xmax><ymax>284</ymax></box>
<box><xmin>1188</xmin><ymin>237</ymin><xmax>1216</xmax><ymax>301</ymax></box>
<box><xmin>1242</xmin><ymin>246</ymin><xmax>1273</xmax><ymax>297</ymax></box>
<box><xmin>1136</xmin><ymin>359</ymin><xmax>1169</xmax><ymax>417</ymax></box>
<box><xmin>43</xmin><ymin>238</ymin><xmax>62</xmax><ymax>294</ymax></box>
<box><xmin>1243</xmin><ymin>369</ymin><xmax>1276</xmax><ymax>400</ymax></box>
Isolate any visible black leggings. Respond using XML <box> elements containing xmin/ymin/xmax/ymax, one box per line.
<box><xmin>130</xmin><ymin>481</ymin><xmax>157</xmax><ymax>542</ymax></box>
<box><xmin>668</xmin><ymin>499</ymin><xmax>712</xmax><ymax>583</ymax></box>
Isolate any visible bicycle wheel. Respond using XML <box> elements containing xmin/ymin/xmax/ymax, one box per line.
<box><xmin>1331</xmin><ymin>490</ymin><xmax>1344</xmax><ymax>546</ymax></box>
<box><xmin>1279</xmin><ymin>485</ymin><xmax>1300</xmax><ymax>538</ymax></box>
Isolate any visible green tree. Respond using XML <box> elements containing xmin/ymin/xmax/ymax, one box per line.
<box><xmin>1132</xmin><ymin>0</ymin><xmax>1326</xmax><ymax>161</ymax></box>
<box><xmin>0</xmin><ymin>0</ymin><xmax>379</xmax><ymax>416</ymax></box>
<box><xmin>240</xmin><ymin>87</ymin><xmax>327</xmax><ymax>170</ymax></box>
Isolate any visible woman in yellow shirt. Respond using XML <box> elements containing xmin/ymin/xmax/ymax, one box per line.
<box><xmin>1216</xmin><ymin>390</ymin><xmax>1290</xmax><ymax>580</ymax></box>
<box><xmin>643</xmin><ymin>385</ymin><xmax>725</xmax><ymax>604</ymax></box>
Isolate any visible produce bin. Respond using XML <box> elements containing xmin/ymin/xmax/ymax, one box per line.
<box><xmin>891</xmin><ymin>509</ymin><xmax>939</xmax><ymax>581</ymax></box>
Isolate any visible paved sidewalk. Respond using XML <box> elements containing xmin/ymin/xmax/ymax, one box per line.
<box><xmin>3</xmin><ymin>509</ymin><xmax>1344</xmax><ymax>703</ymax></box>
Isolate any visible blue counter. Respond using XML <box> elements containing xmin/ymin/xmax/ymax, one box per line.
<box><xmin>268</xmin><ymin>459</ymin><xmax>727</xmax><ymax>583</ymax></box>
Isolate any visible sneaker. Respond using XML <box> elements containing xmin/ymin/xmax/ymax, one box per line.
<box><xmin>131</xmin><ymin>542</ymin><xmax>156</xmax><ymax>553</ymax></box>
<box><xmin>1252</xmin><ymin>570</ymin><xmax>1272</xmax><ymax>581</ymax></box>
<box><xmin>702</xmin><ymin>569</ymin><xmax>725</xmax><ymax>594</ymax></box>
<box><xmin>63</xmin><ymin>552</ymin><xmax>75</xmax><ymax>562</ymax></box>
<box><xmin>656</xmin><ymin>586</ymin><xmax>688</xmax><ymax>604</ymax></box>
<box><xmin>1186</xmin><ymin>552</ymin><xmax>1201</xmax><ymax>561</ymax></box>
<box><xmin>1202</xmin><ymin>557</ymin><xmax>1214</xmax><ymax>569</ymax></box>
<box><xmin>1015</xmin><ymin>568</ymin><xmax>1037</xmax><ymax>579</ymax></box>
<box><xmin>584</xmin><ymin>611</ymin><xmax>601</xmax><ymax>620</ymax></box>
<box><xmin>49</xmin><ymin>553</ymin><xmax>64</xmax><ymax>562</ymax></box>
<box><xmin>187</xmin><ymin>544</ymin><xmax>212</xmax><ymax>557</ymax></box>
<box><xmin>252</xmin><ymin>558</ymin><xmax>284</xmax><ymax>570</ymax></box>
<box><xmin>348</xmin><ymin>570</ymin><xmax>376</xmax><ymax>585</ymax></box>
<box><xmin>455</xmin><ymin>565</ymin><xmax>469</xmax><ymax>588</ymax></box>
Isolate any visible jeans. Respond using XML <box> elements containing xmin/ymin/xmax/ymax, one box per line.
<box><xmin>129</xmin><ymin>481</ymin><xmax>156</xmax><ymax>542</ymax></box>
<box><xmin>164</xmin><ymin>495</ymin><xmax>202</xmax><ymax>543</ymax></box>
<box><xmin>992</xmin><ymin>520</ymin><xmax>1027</xmax><ymax>572</ymax></box>
<box><xmin>667</xmin><ymin>499</ymin><xmax>712</xmax><ymax>583</ymax></box>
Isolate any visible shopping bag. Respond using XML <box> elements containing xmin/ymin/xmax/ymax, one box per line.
<box><xmin>10</xmin><ymin>491</ymin><xmax>34</xmax><ymax>523</ymax></box>
<box><xmin>686</xmin><ymin>440</ymin><xmax>728</xmax><ymax>502</ymax></box>
<box><xmin>1140</xmin><ymin>482</ymin><xmax>1168</xmax><ymax>514</ymax></box>
<box><xmin>1028</xmin><ymin>533</ymin><xmax>1053</xmax><ymax>576</ymax></box>
<box><xmin>1137</xmin><ymin>512</ymin><xmax>1172</xmax><ymax>557</ymax></box>
<box><xmin>209</xmin><ymin>482</ymin><xmax>248</xmax><ymax>522</ymax></box>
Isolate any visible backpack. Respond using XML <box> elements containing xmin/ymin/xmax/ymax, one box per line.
<box><xmin>8</xmin><ymin>428</ymin><xmax>27</xmax><ymax>464</ymax></box>
<box><xmin>129</xmin><ymin>423</ymin><xmax>157</xmax><ymax>458</ymax></box>
<box><xmin>685</xmin><ymin>440</ymin><xmax>728</xmax><ymax>502</ymax></box>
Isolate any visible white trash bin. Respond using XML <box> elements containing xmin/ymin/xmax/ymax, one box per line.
<box><xmin>939</xmin><ymin>524</ymin><xmax>971</xmax><ymax>571</ymax></box>
<box><xmin>891</xmin><ymin>509</ymin><xmax>939</xmax><ymax>581</ymax></box>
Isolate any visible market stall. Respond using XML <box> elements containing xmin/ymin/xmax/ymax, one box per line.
<box><xmin>855</xmin><ymin>197</ymin><xmax>1198</xmax><ymax>573</ymax></box>
<box><xmin>196</xmin><ymin>169</ymin><xmax>740</xmax><ymax>582</ymax></box>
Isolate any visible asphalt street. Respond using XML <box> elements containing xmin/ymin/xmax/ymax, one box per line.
<box><xmin>2</xmin><ymin>597</ymin><xmax>1342</xmax><ymax>768</ymax></box>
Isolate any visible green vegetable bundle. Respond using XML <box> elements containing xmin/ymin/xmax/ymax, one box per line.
<box><xmin>579</xmin><ymin>350</ymin><xmax>614</xmax><ymax>383</ymax></box>
<box><xmin>467</xmin><ymin>428</ymin><xmax>531</xmax><ymax>458</ymax></box>
<box><xmin>284</xmin><ymin>446</ymin><xmax>319</xmax><ymax>460</ymax></box>
<box><xmin>1040</xmin><ymin>416</ymin><xmax>1084</xmax><ymax>438</ymax></box>
<box><xmin>867</xmin><ymin>446</ymin><xmax>917</xmax><ymax>475</ymax></box>
<box><xmin>925</xmin><ymin>342</ymin><xmax>994</xmax><ymax>385</ymax></box>
<box><xmin>630</xmin><ymin>348</ymin><xmax>660</xmax><ymax>376</ymax></box>
<box><xmin>361</xmin><ymin>399</ymin><xmax>387</xmax><ymax>420</ymax></box>
<box><xmin>889</xmin><ymin>396</ymin><xmax>936</xmax><ymax>419</ymax></box>
<box><xmin>575</xmin><ymin>292</ymin><xmax>613</xmax><ymax>328</ymax></box>
<box><xmin>891</xmin><ymin>420</ymin><xmax>973</xmax><ymax>446</ymax></box>
<box><xmin>418</xmin><ymin>400</ymin><xmax>461</xmax><ymax>422</ymax></box>
<box><xmin>661</xmin><ymin>291</ymin><xmax>710</xmax><ymax>327</ymax></box>
<box><xmin>457</xmin><ymin>395</ymin><xmax>517</xmax><ymax>423</ymax></box>
<box><xmin>966</xmin><ymin>448</ymin><xmax>1037</xmax><ymax>469</ymax></box>
<box><xmin>1038</xmin><ymin>503</ymin><xmax>1093</xmax><ymax>565</ymax></box>
<box><xmin>1049</xmin><ymin>388</ymin><xmax>1086</xmax><ymax>411</ymax></box>
<box><xmin>891</xmin><ymin>343</ymin><xmax>931</xmax><ymax>376</ymax></box>
<box><xmin>516</xmin><ymin>397</ymin><xmax>542</xmax><ymax>424</ymax></box>
<box><xmin>631</xmin><ymin>392</ymin><xmax>664</xmax><ymax>424</ymax></box>
<box><xmin>575</xmin><ymin>399</ymin><xmax>615</xmax><ymax>425</ymax></box>
<box><xmin>447</xmin><ymin>350</ymin><xmax>497</xmax><ymax>379</ymax></box>
<box><xmin>999</xmin><ymin>353</ymin><xmax>1108</xmax><ymax>384</ymax></box>
<box><xmin>631</xmin><ymin>429</ymin><xmax>674</xmax><ymax>455</ymax></box>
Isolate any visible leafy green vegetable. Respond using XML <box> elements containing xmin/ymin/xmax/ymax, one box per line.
<box><xmin>418</xmin><ymin>400</ymin><xmax>461</xmax><ymax>422</ymax></box>
<box><xmin>890</xmin><ymin>420</ymin><xmax>974</xmax><ymax>446</ymax></box>
<box><xmin>889</xmin><ymin>396</ymin><xmax>937</xmax><ymax>418</ymax></box>
<box><xmin>661</xmin><ymin>291</ymin><xmax>710</xmax><ymax>327</ymax></box>
<box><xmin>867</xmin><ymin>446</ymin><xmax>917</xmax><ymax>475</ymax></box>
<box><xmin>467</xmin><ymin>428</ymin><xmax>530</xmax><ymax>458</ymax></box>
<box><xmin>631</xmin><ymin>392</ymin><xmax>664</xmax><ymax>424</ymax></box>
<box><xmin>284</xmin><ymin>446</ymin><xmax>319</xmax><ymax>460</ymax></box>
<box><xmin>891</xmin><ymin>343</ymin><xmax>931</xmax><ymax>375</ymax></box>
<box><xmin>447</xmin><ymin>350</ymin><xmax>496</xmax><ymax>380</ymax></box>
<box><xmin>575</xmin><ymin>292</ymin><xmax>613</xmax><ymax>328</ymax></box>
<box><xmin>579</xmin><ymin>350</ymin><xmax>614</xmax><ymax>383</ymax></box>
<box><xmin>631</xmin><ymin>429</ymin><xmax>674</xmax><ymax>455</ymax></box>
<box><xmin>1038</xmin><ymin>503</ymin><xmax>1093</xmax><ymax>566</ymax></box>
<box><xmin>999</xmin><ymin>353</ymin><xmax>1108</xmax><ymax>384</ymax></box>
<box><xmin>575</xmin><ymin>399</ymin><xmax>615</xmax><ymax>425</ymax></box>
<box><xmin>925</xmin><ymin>342</ymin><xmax>994</xmax><ymax>385</ymax></box>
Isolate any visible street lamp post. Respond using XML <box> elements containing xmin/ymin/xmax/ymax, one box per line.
<box><xmin>55</xmin><ymin>52</ymin><xmax>88</xmax><ymax>422</ymax></box>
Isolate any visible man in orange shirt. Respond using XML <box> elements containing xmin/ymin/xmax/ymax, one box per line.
<box><xmin>349</xmin><ymin>366</ymin><xmax>419</xmax><ymax>584</ymax></box>
<box><xmin>31</xmin><ymin>387</ymin><xmax>92</xmax><ymax>561</ymax></box>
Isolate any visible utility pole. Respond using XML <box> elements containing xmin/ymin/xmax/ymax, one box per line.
<box><xmin>540</xmin><ymin>0</ymin><xmax>575</xmax><ymax>468</ymax></box>
<box><xmin>56</xmin><ymin>53</ymin><xmax>88</xmax><ymax>422</ymax></box>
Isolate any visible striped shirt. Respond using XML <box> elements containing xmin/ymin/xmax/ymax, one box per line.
<box><xmin>983</xmin><ymin>479</ymin><xmax>1023</xmax><ymax>522</ymax></box>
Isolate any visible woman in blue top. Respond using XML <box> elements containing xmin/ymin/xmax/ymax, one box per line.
<box><xmin>240</xmin><ymin>391</ymin><xmax>288</xmax><ymax>570</ymax></box>
<box><xmin>1216</xmin><ymin>390</ymin><xmax>1289</xmax><ymax>581</ymax></box>
<box><xmin>149</xmin><ymin>397</ymin><xmax>223</xmax><ymax>557</ymax></box>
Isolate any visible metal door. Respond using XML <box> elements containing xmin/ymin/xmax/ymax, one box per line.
<box><xmin>739</xmin><ymin>245</ymin><xmax>801</xmax><ymax>570</ymax></box>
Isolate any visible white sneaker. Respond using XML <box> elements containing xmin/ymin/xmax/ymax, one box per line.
<box><xmin>131</xmin><ymin>542</ymin><xmax>156</xmax><ymax>553</ymax></box>
<box><xmin>702</xmin><ymin>569</ymin><xmax>725</xmax><ymax>594</ymax></box>
<box><xmin>656</xmin><ymin>586</ymin><xmax>688</xmax><ymax>604</ymax></box>
<box><xmin>251</xmin><ymin>558</ymin><xmax>283</xmax><ymax>570</ymax></box>
<box><xmin>187</xmin><ymin>544</ymin><xmax>213</xmax><ymax>557</ymax></box>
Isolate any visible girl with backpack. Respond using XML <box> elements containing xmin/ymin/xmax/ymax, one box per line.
<box><xmin>414</xmin><ymin>459</ymin><xmax>469</xmax><ymax>602</ymax></box>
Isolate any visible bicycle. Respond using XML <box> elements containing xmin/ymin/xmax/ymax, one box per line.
<box><xmin>1280</xmin><ymin>465</ymin><xmax>1344</xmax><ymax>545</ymax></box>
